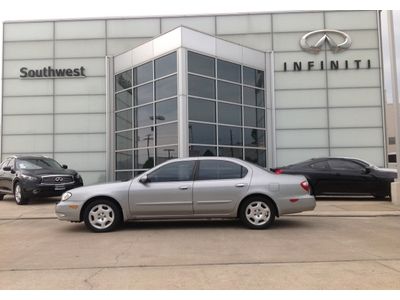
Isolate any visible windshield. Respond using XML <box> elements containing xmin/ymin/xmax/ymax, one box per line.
<box><xmin>16</xmin><ymin>158</ymin><xmax>63</xmax><ymax>170</ymax></box>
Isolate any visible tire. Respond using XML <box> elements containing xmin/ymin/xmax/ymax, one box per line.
<box><xmin>239</xmin><ymin>197</ymin><xmax>276</xmax><ymax>229</ymax></box>
<box><xmin>83</xmin><ymin>199</ymin><xmax>122</xmax><ymax>233</ymax></box>
<box><xmin>14</xmin><ymin>182</ymin><xmax>28</xmax><ymax>205</ymax></box>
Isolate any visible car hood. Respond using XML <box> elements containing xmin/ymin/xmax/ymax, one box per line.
<box><xmin>22</xmin><ymin>169</ymin><xmax>77</xmax><ymax>176</ymax></box>
<box><xmin>68</xmin><ymin>180</ymin><xmax>132</xmax><ymax>197</ymax></box>
<box><xmin>375</xmin><ymin>167</ymin><xmax>398</xmax><ymax>175</ymax></box>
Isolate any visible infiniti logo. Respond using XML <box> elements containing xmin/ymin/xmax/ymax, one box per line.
<box><xmin>54</xmin><ymin>177</ymin><xmax>64</xmax><ymax>182</ymax></box>
<box><xmin>300</xmin><ymin>29</ymin><xmax>352</xmax><ymax>54</ymax></box>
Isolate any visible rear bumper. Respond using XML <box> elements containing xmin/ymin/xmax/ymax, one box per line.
<box><xmin>277</xmin><ymin>195</ymin><xmax>316</xmax><ymax>215</ymax></box>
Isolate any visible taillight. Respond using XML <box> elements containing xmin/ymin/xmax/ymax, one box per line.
<box><xmin>275</xmin><ymin>169</ymin><xmax>283</xmax><ymax>175</ymax></box>
<box><xmin>300</xmin><ymin>180</ymin><xmax>310</xmax><ymax>192</ymax></box>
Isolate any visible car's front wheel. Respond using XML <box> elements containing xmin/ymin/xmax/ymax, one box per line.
<box><xmin>14</xmin><ymin>183</ymin><xmax>28</xmax><ymax>205</ymax></box>
<box><xmin>239</xmin><ymin>197</ymin><xmax>276</xmax><ymax>229</ymax></box>
<box><xmin>83</xmin><ymin>199</ymin><xmax>122</xmax><ymax>233</ymax></box>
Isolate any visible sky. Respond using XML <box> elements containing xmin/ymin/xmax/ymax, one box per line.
<box><xmin>1</xmin><ymin>0</ymin><xmax>400</xmax><ymax>102</ymax></box>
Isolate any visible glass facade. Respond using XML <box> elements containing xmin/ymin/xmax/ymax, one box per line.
<box><xmin>187</xmin><ymin>51</ymin><xmax>267</xmax><ymax>167</ymax></box>
<box><xmin>114</xmin><ymin>52</ymin><xmax>178</xmax><ymax>180</ymax></box>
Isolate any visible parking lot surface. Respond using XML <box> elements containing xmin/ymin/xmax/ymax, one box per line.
<box><xmin>0</xmin><ymin>196</ymin><xmax>400</xmax><ymax>289</ymax></box>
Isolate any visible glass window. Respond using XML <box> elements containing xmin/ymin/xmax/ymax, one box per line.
<box><xmin>189</xmin><ymin>145</ymin><xmax>217</xmax><ymax>157</ymax></box>
<box><xmin>134</xmin><ymin>83</ymin><xmax>153</xmax><ymax>106</ymax></box>
<box><xmin>155</xmin><ymin>75</ymin><xmax>177</xmax><ymax>100</ymax></box>
<box><xmin>115</xmin><ymin>70</ymin><xmax>132</xmax><ymax>92</ymax></box>
<box><xmin>197</xmin><ymin>160</ymin><xmax>248</xmax><ymax>180</ymax></box>
<box><xmin>134</xmin><ymin>149</ymin><xmax>154</xmax><ymax>169</ymax></box>
<box><xmin>188</xmin><ymin>74</ymin><xmax>215</xmax><ymax>99</ymax></box>
<box><xmin>328</xmin><ymin>159</ymin><xmax>364</xmax><ymax>171</ymax></box>
<box><xmin>243</xmin><ymin>66</ymin><xmax>264</xmax><ymax>88</ymax></box>
<box><xmin>188</xmin><ymin>98</ymin><xmax>215</xmax><ymax>123</ymax></box>
<box><xmin>134</xmin><ymin>104</ymin><xmax>153</xmax><ymax>128</ymax></box>
<box><xmin>148</xmin><ymin>160</ymin><xmax>195</xmax><ymax>183</ymax></box>
<box><xmin>135</xmin><ymin>127</ymin><xmax>154</xmax><ymax>148</ymax></box>
<box><xmin>189</xmin><ymin>122</ymin><xmax>216</xmax><ymax>145</ymax></box>
<box><xmin>116</xmin><ymin>171</ymin><xmax>133</xmax><ymax>181</ymax></box>
<box><xmin>116</xmin><ymin>130</ymin><xmax>133</xmax><ymax>150</ymax></box>
<box><xmin>219</xmin><ymin>147</ymin><xmax>243</xmax><ymax>160</ymax></box>
<box><xmin>218</xmin><ymin>125</ymin><xmax>242</xmax><ymax>146</ymax></box>
<box><xmin>217</xmin><ymin>59</ymin><xmax>241</xmax><ymax>83</ymax></box>
<box><xmin>245</xmin><ymin>149</ymin><xmax>266</xmax><ymax>167</ymax></box>
<box><xmin>155</xmin><ymin>52</ymin><xmax>177</xmax><ymax>79</ymax></box>
<box><xmin>243</xmin><ymin>87</ymin><xmax>264</xmax><ymax>107</ymax></box>
<box><xmin>218</xmin><ymin>103</ymin><xmax>242</xmax><ymax>126</ymax></box>
<box><xmin>217</xmin><ymin>81</ymin><xmax>241</xmax><ymax>103</ymax></box>
<box><xmin>244</xmin><ymin>107</ymin><xmax>265</xmax><ymax>128</ymax></box>
<box><xmin>188</xmin><ymin>51</ymin><xmax>215</xmax><ymax>77</ymax></box>
<box><xmin>156</xmin><ymin>123</ymin><xmax>178</xmax><ymax>145</ymax></box>
<box><xmin>310</xmin><ymin>161</ymin><xmax>329</xmax><ymax>170</ymax></box>
<box><xmin>133</xmin><ymin>61</ymin><xmax>153</xmax><ymax>85</ymax></box>
<box><xmin>115</xmin><ymin>90</ymin><xmax>132</xmax><ymax>111</ymax></box>
<box><xmin>156</xmin><ymin>146</ymin><xmax>178</xmax><ymax>164</ymax></box>
<box><xmin>155</xmin><ymin>98</ymin><xmax>177</xmax><ymax>124</ymax></box>
<box><xmin>116</xmin><ymin>109</ymin><xmax>132</xmax><ymax>131</ymax></box>
<box><xmin>116</xmin><ymin>151</ymin><xmax>132</xmax><ymax>170</ymax></box>
<box><xmin>244</xmin><ymin>128</ymin><xmax>265</xmax><ymax>147</ymax></box>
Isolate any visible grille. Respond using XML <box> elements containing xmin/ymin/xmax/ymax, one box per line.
<box><xmin>41</xmin><ymin>175</ymin><xmax>74</xmax><ymax>184</ymax></box>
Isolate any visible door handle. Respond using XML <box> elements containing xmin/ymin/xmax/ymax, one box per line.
<box><xmin>179</xmin><ymin>186</ymin><xmax>189</xmax><ymax>190</ymax></box>
<box><xmin>235</xmin><ymin>183</ymin><xmax>245</xmax><ymax>187</ymax></box>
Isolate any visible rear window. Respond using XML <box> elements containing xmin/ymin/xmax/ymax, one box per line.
<box><xmin>197</xmin><ymin>160</ymin><xmax>248</xmax><ymax>180</ymax></box>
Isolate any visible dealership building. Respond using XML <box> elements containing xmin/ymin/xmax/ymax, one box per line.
<box><xmin>1</xmin><ymin>10</ymin><xmax>386</xmax><ymax>184</ymax></box>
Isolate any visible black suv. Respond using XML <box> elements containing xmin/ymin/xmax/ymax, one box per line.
<box><xmin>0</xmin><ymin>155</ymin><xmax>83</xmax><ymax>205</ymax></box>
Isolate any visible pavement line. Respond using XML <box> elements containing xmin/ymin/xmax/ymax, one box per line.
<box><xmin>1</xmin><ymin>257</ymin><xmax>400</xmax><ymax>273</ymax></box>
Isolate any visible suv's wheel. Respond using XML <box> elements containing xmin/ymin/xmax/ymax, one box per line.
<box><xmin>83</xmin><ymin>199</ymin><xmax>122</xmax><ymax>233</ymax></box>
<box><xmin>14</xmin><ymin>183</ymin><xmax>28</xmax><ymax>205</ymax></box>
<box><xmin>239</xmin><ymin>197</ymin><xmax>276</xmax><ymax>229</ymax></box>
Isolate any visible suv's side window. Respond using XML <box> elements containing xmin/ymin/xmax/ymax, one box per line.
<box><xmin>197</xmin><ymin>160</ymin><xmax>248</xmax><ymax>180</ymax></box>
<box><xmin>147</xmin><ymin>161</ymin><xmax>195</xmax><ymax>183</ymax></box>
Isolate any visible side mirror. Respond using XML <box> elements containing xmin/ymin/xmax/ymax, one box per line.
<box><xmin>3</xmin><ymin>166</ymin><xmax>11</xmax><ymax>172</ymax></box>
<box><xmin>139</xmin><ymin>175</ymin><xmax>149</xmax><ymax>184</ymax></box>
<box><xmin>62</xmin><ymin>164</ymin><xmax>68</xmax><ymax>169</ymax></box>
<box><xmin>363</xmin><ymin>167</ymin><xmax>371</xmax><ymax>174</ymax></box>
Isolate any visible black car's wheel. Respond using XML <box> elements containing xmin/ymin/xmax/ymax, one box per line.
<box><xmin>14</xmin><ymin>182</ymin><xmax>28</xmax><ymax>205</ymax></box>
<box><xmin>239</xmin><ymin>197</ymin><xmax>276</xmax><ymax>229</ymax></box>
<box><xmin>83</xmin><ymin>199</ymin><xmax>122</xmax><ymax>233</ymax></box>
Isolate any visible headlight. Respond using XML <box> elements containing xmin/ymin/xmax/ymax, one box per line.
<box><xmin>61</xmin><ymin>192</ymin><xmax>72</xmax><ymax>202</ymax></box>
<box><xmin>21</xmin><ymin>174</ymin><xmax>38</xmax><ymax>181</ymax></box>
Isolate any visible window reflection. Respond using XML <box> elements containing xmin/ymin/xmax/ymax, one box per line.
<box><xmin>116</xmin><ymin>109</ymin><xmax>132</xmax><ymax>131</ymax></box>
<box><xmin>188</xmin><ymin>74</ymin><xmax>215</xmax><ymax>99</ymax></box>
<box><xmin>217</xmin><ymin>81</ymin><xmax>241</xmax><ymax>103</ymax></box>
<box><xmin>189</xmin><ymin>145</ymin><xmax>216</xmax><ymax>157</ymax></box>
<box><xmin>188</xmin><ymin>51</ymin><xmax>215</xmax><ymax>77</ymax></box>
<box><xmin>243</xmin><ymin>66</ymin><xmax>264</xmax><ymax>88</ymax></box>
<box><xmin>155</xmin><ymin>98</ymin><xmax>177</xmax><ymax>124</ymax></box>
<box><xmin>115</xmin><ymin>70</ymin><xmax>132</xmax><ymax>92</ymax></box>
<box><xmin>116</xmin><ymin>151</ymin><xmax>132</xmax><ymax>170</ymax></box>
<box><xmin>217</xmin><ymin>59</ymin><xmax>241</xmax><ymax>83</ymax></box>
<box><xmin>116</xmin><ymin>130</ymin><xmax>133</xmax><ymax>150</ymax></box>
<box><xmin>218</xmin><ymin>103</ymin><xmax>242</xmax><ymax>126</ymax></box>
<box><xmin>134</xmin><ymin>83</ymin><xmax>153</xmax><ymax>106</ymax></box>
<box><xmin>189</xmin><ymin>122</ymin><xmax>216</xmax><ymax>145</ymax></box>
<box><xmin>218</xmin><ymin>125</ymin><xmax>242</xmax><ymax>146</ymax></box>
<box><xmin>188</xmin><ymin>98</ymin><xmax>215</xmax><ymax>123</ymax></box>
<box><xmin>155</xmin><ymin>52</ymin><xmax>177</xmax><ymax>79</ymax></box>
<box><xmin>156</xmin><ymin>146</ymin><xmax>178</xmax><ymax>164</ymax></box>
<box><xmin>135</xmin><ymin>127</ymin><xmax>154</xmax><ymax>148</ymax></box>
<box><xmin>133</xmin><ymin>61</ymin><xmax>152</xmax><ymax>85</ymax></box>
<box><xmin>115</xmin><ymin>90</ymin><xmax>132</xmax><ymax>111</ymax></box>
<box><xmin>156</xmin><ymin>123</ymin><xmax>178</xmax><ymax>145</ymax></box>
<box><xmin>134</xmin><ymin>104</ymin><xmax>153</xmax><ymax>128</ymax></box>
<box><xmin>244</xmin><ymin>128</ymin><xmax>265</xmax><ymax>147</ymax></box>
<box><xmin>219</xmin><ymin>147</ymin><xmax>243</xmax><ymax>159</ymax></box>
<box><xmin>245</xmin><ymin>148</ymin><xmax>266</xmax><ymax>167</ymax></box>
<box><xmin>155</xmin><ymin>75</ymin><xmax>177</xmax><ymax>100</ymax></box>
<box><xmin>134</xmin><ymin>149</ymin><xmax>154</xmax><ymax>169</ymax></box>
<box><xmin>244</xmin><ymin>107</ymin><xmax>265</xmax><ymax>128</ymax></box>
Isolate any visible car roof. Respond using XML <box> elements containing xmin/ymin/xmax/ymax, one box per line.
<box><xmin>5</xmin><ymin>155</ymin><xmax>50</xmax><ymax>160</ymax></box>
<box><xmin>300</xmin><ymin>157</ymin><xmax>372</xmax><ymax>166</ymax></box>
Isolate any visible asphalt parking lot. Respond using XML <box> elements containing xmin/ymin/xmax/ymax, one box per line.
<box><xmin>0</xmin><ymin>195</ymin><xmax>400</xmax><ymax>289</ymax></box>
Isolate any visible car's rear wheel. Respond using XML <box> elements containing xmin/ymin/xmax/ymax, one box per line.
<box><xmin>83</xmin><ymin>199</ymin><xmax>122</xmax><ymax>233</ymax></box>
<box><xmin>239</xmin><ymin>197</ymin><xmax>276</xmax><ymax>229</ymax></box>
<box><xmin>14</xmin><ymin>183</ymin><xmax>28</xmax><ymax>205</ymax></box>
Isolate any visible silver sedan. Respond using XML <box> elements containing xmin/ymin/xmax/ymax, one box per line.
<box><xmin>56</xmin><ymin>157</ymin><xmax>316</xmax><ymax>232</ymax></box>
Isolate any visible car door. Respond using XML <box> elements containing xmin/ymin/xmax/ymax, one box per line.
<box><xmin>305</xmin><ymin>160</ymin><xmax>336</xmax><ymax>195</ymax></box>
<box><xmin>0</xmin><ymin>159</ymin><xmax>8</xmax><ymax>191</ymax></box>
<box><xmin>326</xmin><ymin>159</ymin><xmax>374</xmax><ymax>194</ymax></box>
<box><xmin>3</xmin><ymin>158</ymin><xmax>15</xmax><ymax>192</ymax></box>
<box><xmin>129</xmin><ymin>160</ymin><xmax>196</xmax><ymax>217</ymax></box>
<box><xmin>192</xmin><ymin>159</ymin><xmax>251</xmax><ymax>216</ymax></box>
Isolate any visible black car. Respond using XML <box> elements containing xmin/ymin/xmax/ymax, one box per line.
<box><xmin>0</xmin><ymin>155</ymin><xmax>83</xmax><ymax>205</ymax></box>
<box><xmin>271</xmin><ymin>157</ymin><xmax>397</xmax><ymax>199</ymax></box>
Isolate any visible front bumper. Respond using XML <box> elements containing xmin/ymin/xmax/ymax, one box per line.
<box><xmin>55</xmin><ymin>200</ymin><xmax>83</xmax><ymax>222</ymax></box>
<box><xmin>22</xmin><ymin>182</ymin><xmax>83</xmax><ymax>198</ymax></box>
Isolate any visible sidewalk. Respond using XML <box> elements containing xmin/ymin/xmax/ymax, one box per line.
<box><xmin>0</xmin><ymin>195</ymin><xmax>400</xmax><ymax>220</ymax></box>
